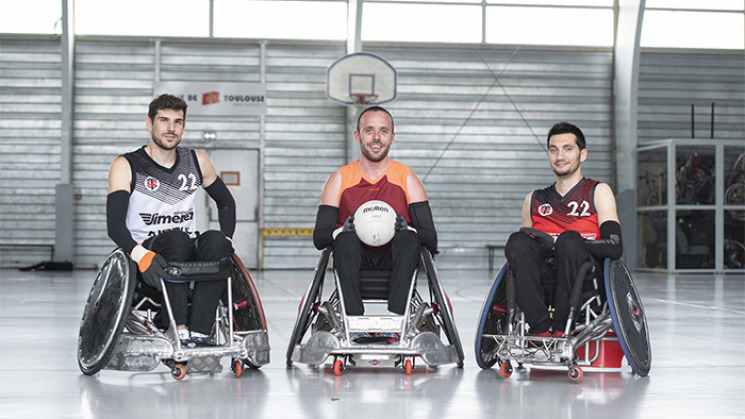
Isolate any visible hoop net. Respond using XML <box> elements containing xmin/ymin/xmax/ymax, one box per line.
<box><xmin>350</xmin><ymin>93</ymin><xmax>379</xmax><ymax>105</ymax></box>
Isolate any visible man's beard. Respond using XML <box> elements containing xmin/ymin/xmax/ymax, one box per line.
<box><xmin>152</xmin><ymin>132</ymin><xmax>180</xmax><ymax>151</ymax></box>
<box><xmin>361</xmin><ymin>142</ymin><xmax>389</xmax><ymax>162</ymax></box>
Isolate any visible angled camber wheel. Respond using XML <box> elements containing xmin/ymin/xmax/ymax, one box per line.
<box><xmin>229</xmin><ymin>254</ymin><xmax>268</xmax><ymax>333</ymax></box>
<box><xmin>604</xmin><ymin>259</ymin><xmax>652</xmax><ymax>377</ymax></box>
<box><xmin>77</xmin><ymin>249</ymin><xmax>137</xmax><ymax>375</ymax></box>
<box><xmin>475</xmin><ymin>263</ymin><xmax>510</xmax><ymax>369</ymax></box>
<box><xmin>286</xmin><ymin>247</ymin><xmax>332</xmax><ymax>367</ymax></box>
<box><xmin>421</xmin><ymin>249</ymin><xmax>465</xmax><ymax>367</ymax></box>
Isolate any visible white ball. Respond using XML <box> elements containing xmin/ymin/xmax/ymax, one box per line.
<box><xmin>353</xmin><ymin>200</ymin><xmax>397</xmax><ymax>247</ymax></box>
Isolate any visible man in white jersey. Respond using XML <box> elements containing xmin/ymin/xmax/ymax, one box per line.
<box><xmin>106</xmin><ymin>94</ymin><xmax>237</xmax><ymax>346</ymax></box>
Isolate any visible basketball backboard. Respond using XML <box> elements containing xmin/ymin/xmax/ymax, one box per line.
<box><xmin>326</xmin><ymin>52</ymin><xmax>397</xmax><ymax>106</ymax></box>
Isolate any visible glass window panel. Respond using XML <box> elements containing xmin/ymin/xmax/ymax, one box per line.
<box><xmin>641</xmin><ymin>10</ymin><xmax>744</xmax><ymax>49</ymax></box>
<box><xmin>76</xmin><ymin>0</ymin><xmax>209</xmax><ymax>36</ymax></box>
<box><xmin>675</xmin><ymin>146</ymin><xmax>715</xmax><ymax>205</ymax></box>
<box><xmin>638</xmin><ymin>147</ymin><xmax>668</xmax><ymax>207</ymax></box>
<box><xmin>0</xmin><ymin>0</ymin><xmax>60</xmax><ymax>34</ymax></box>
<box><xmin>724</xmin><ymin>146</ymin><xmax>745</xmax><ymax>270</ymax></box>
<box><xmin>486</xmin><ymin>0</ymin><xmax>612</xmax><ymax>6</ymax></box>
<box><xmin>369</xmin><ymin>0</ymin><xmax>480</xmax><ymax>4</ymax></box>
<box><xmin>215</xmin><ymin>0</ymin><xmax>347</xmax><ymax>40</ymax></box>
<box><xmin>675</xmin><ymin>210</ymin><xmax>714</xmax><ymax>269</ymax></box>
<box><xmin>485</xmin><ymin>6</ymin><xmax>613</xmax><ymax>46</ymax></box>
<box><xmin>639</xmin><ymin>211</ymin><xmax>666</xmax><ymax>269</ymax></box>
<box><xmin>362</xmin><ymin>3</ymin><xmax>482</xmax><ymax>43</ymax></box>
<box><xmin>646</xmin><ymin>0</ymin><xmax>744</xmax><ymax>11</ymax></box>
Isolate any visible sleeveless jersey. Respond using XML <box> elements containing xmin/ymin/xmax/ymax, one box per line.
<box><xmin>123</xmin><ymin>146</ymin><xmax>202</xmax><ymax>243</ymax></box>
<box><xmin>530</xmin><ymin>178</ymin><xmax>601</xmax><ymax>240</ymax></box>
<box><xmin>336</xmin><ymin>160</ymin><xmax>412</xmax><ymax>228</ymax></box>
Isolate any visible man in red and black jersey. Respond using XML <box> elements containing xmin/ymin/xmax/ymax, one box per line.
<box><xmin>312</xmin><ymin>106</ymin><xmax>438</xmax><ymax>316</ymax></box>
<box><xmin>505</xmin><ymin>122</ymin><xmax>623</xmax><ymax>338</ymax></box>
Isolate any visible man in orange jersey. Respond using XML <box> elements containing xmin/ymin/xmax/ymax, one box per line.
<box><xmin>313</xmin><ymin>106</ymin><xmax>437</xmax><ymax>316</ymax></box>
<box><xmin>504</xmin><ymin>122</ymin><xmax>623</xmax><ymax>338</ymax></box>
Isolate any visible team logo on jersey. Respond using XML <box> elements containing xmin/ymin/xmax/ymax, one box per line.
<box><xmin>538</xmin><ymin>203</ymin><xmax>553</xmax><ymax>216</ymax></box>
<box><xmin>144</xmin><ymin>176</ymin><xmax>160</xmax><ymax>192</ymax></box>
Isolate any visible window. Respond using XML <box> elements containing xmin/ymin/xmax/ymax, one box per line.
<box><xmin>214</xmin><ymin>0</ymin><xmax>347</xmax><ymax>40</ymax></box>
<box><xmin>642</xmin><ymin>1</ymin><xmax>745</xmax><ymax>49</ymax></box>
<box><xmin>485</xmin><ymin>5</ymin><xmax>613</xmax><ymax>46</ymax></box>
<box><xmin>0</xmin><ymin>0</ymin><xmax>61</xmax><ymax>34</ymax></box>
<box><xmin>75</xmin><ymin>0</ymin><xmax>210</xmax><ymax>37</ymax></box>
<box><xmin>362</xmin><ymin>2</ymin><xmax>482</xmax><ymax>43</ymax></box>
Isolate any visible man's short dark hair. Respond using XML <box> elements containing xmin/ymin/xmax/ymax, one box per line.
<box><xmin>356</xmin><ymin>105</ymin><xmax>394</xmax><ymax>133</ymax></box>
<box><xmin>547</xmin><ymin>122</ymin><xmax>586</xmax><ymax>150</ymax></box>
<box><xmin>148</xmin><ymin>94</ymin><xmax>188</xmax><ymax>121</ymax></box>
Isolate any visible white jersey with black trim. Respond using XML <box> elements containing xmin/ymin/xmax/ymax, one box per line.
<box><xmin>123</xmin><ymin>146</ymin><xmax>202</xmax><ymax>243</ymax></box>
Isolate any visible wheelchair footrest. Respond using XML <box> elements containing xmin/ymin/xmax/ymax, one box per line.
<box><xmin>164</xmin><ymin>258</ymin><xmax>232</xmax><ymax>282</ymax></box>
<box><xmin>347</xmin><ymin>315</ymin><xmax>403</xmax><ymax>333</ymax></box>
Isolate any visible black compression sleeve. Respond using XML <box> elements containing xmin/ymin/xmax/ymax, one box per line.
<box><xmin>107</xmin><ymin>190</ymin><xmax>137</xmax><ymax>254</ymax></box>
<box><xmin>205</xmin><ymin>177</ymin><xmax>236</xmax><ymax>238</ymax></box>
<box><xmin>313</xmin><ymin>205</ymin><xmax>339</xmax><ymax>250</ymax></box>
<box><xmin>584</xmin><ymin>220</ymin><xmax>623</xmax><ymax>260</ymax></box>
<box><xmin>409</xmin><ymin>201</ymin><xmax>438</xmax><ymax>252</ymax></box>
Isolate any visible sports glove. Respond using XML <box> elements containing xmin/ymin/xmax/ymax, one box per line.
<box><xmin>520</xmin><ymin>227</ymin><xmax>555</xmax><ymax>251</ymax></box>
<box><xmin>131</xmin><ymin>245</ymin><xmax>169</xmax><ymax>291</ymax></box>
<box><xmin>342</xmin><ymin>216</ymin><xmax>355</xmax><ymax>233</ymax></box>
<box><xmin>395</xmin><ymin>212</ymin><xmax>408</xmax><ymax>232</ymax></box>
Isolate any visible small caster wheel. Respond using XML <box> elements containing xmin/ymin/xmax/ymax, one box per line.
<box><xmin>568</xmin><ymin>366</ymin><xmax>583</xmax><ymax>383</ymax></box>
<box><xmin>499</xmin><ymin>361</ymin><xmax>513</xmax><ymax>379</ymax></box>
<box><xmin>232</xmin><ymin>359</ymin><xmax>243</xmax><ymax>378</ymax></box>
<box><xmin>171</xmin><ymin>363</ymin><xmax>187</xmax><ymax>381</ymax></box>
<box><xmin>333</xmin><ymin>358</ymin><xmax>344</xmax><ymax>376</ymax></box>
<box><xmin>405</xmin><ymin>359</ymin><xmax>413</xmax><ymax>375</ymax></box>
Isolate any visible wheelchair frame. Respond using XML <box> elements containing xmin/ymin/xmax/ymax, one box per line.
<box><xmin>77</xmin><ymin>249</ymin><xmax>270</xmax><ymax>380</ymax></box>
<box><xmin>475</xmin><ymin>258</ymin><xmax>651</xmax><ymax>383</ymax></box>
<box><xmin>286</xmin><ymin>246</ymin><xmax>464</xmax><ymax>375</ymax></box>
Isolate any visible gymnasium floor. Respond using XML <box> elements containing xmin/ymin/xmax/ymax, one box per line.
<box><xmin>1</xmin><ymin>264</ymin><xmax>743</xmax><ymax>419</ymax></box>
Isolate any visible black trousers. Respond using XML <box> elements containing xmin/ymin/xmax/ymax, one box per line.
<box><xmin>333</xmin><ymin>230</ymin><xmax>421</xmax><ymax>315</ymax></box>
<box><xmin>143</xmin><ymin>229</ymin><xmax>233</xmax><ymax>334</ymax></box>
<box><xmin>504</xmin><ymin>230</ymin><xmax>593</xmax><ymax>334</ymax></box>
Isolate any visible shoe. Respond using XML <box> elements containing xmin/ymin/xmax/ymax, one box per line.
<box><xmin>189</xmin><ymin>331</ymin><xmax>214</xmax><ymax>347</ymax></box>
<box><xmin>532</xmin><ymin>331</ymin><xmax>552</xmax><ymax>339</ymax></box>
<box><xmin>552</xmin><ymin>331</ymin><xmax>565</xmax><ymax>338</ymax></box>
<box><xmin>381</xmin><ymin>333</ymin><xmax>400</xmax><ymax>343</ymax></box>
<box><xmin>177</xmin><ymin>328</ymin><xmax>190</xmax><ymax>345</ymax></box>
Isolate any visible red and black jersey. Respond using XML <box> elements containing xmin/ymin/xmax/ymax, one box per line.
<box><xmin>336</xmin><ymin>160</ymin><xmax>411</xmax><ymax>228</ymax></box>
<box><xmin>530</xmin><ymin>178</ymin><xmax>601</xmax><ymax>240</ymax></box>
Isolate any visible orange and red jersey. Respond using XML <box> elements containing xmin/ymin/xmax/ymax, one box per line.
<box><xmin>336</xmin><ymin>160</ymin><xmax>411</xmax><ymax>228</ymax></box>
<box><xmin>530</xmin><ymin>178</ymin><xmax>601</xmax><ymax>240</ymax></box>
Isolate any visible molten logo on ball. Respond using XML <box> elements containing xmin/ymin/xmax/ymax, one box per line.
<box><xmin>354</xmin><ymin>200</ymin><xmax>397</xmax><ymax>247</ymax></box>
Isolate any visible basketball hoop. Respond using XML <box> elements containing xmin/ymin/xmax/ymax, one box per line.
<box><xmin>326</xmin><ymin>53</ymin><xmax>397</xmax><ymax>106</ymax></box>
<box><xmin>350</xmin><ymin>93</ymin><xmax>379</xmax><ymax>105</ymax></box>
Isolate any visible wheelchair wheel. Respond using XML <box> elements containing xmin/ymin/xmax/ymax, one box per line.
<box><xmin>228</xmin><ymin>254</ymin><xmax>267</xmax><ymax>333</ymax></box>
<box><xmin>286</xmin><ymin>247</ymin><xmax>331</xmax><ymax>367</ymax></box>
<box><xmin>421</xmin><ymin>249</ymin><xmax>465</xmax><ymax>368</ymax></box>
<box><xmin>77</xmin><ymin>249</ymin><xmax>137</xmax><ymax>375</ymax></box>
<box><xmin>604</xmin><ymin>259</ymin><xmax>652</xmax><ymax>377</ymax></box>
<box><xmin>475</xmin><ymin>263</ymin><xmax>510</xmax><ymax>369</ymax></box>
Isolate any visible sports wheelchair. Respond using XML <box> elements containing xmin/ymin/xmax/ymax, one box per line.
<box><xmin>475</xmin><ymin>258</ymin><xmax>651</xmax><ymax>383</ymax></box>
<box><xmin>286</xmin><ymin>246</ymin><xmax>464</xmax><ymax>375</ymax></box>
<box><xmin>77</xmin><ymin>248</ymin><xmax>270</xmax><ymax>380</ymax></box>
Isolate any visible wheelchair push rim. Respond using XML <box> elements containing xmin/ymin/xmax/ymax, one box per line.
<box><xmin>604</xmin><ymin>259</ymin><xmax>652</xmax><ymax>377</ymax></box>
<box><xmin>77</xmin><ymin>249</ymin><xmax>137</xmax><ymax>375</ymax></box>
<box><xmin>286</xmin><ymin>247</ymin><xmax>331</xmax><ymax>366</ymax></box>
<box><xmin>474</xmin><ymin>263</ymin><xmax>510</xmax><ymax>369</ymax></box>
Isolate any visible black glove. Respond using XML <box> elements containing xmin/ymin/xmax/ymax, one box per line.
<box><xmin>137</xmin><ymin>251</ymin><xmax>170</xmax><ymax>291</ymax></box>
<box><xmin>520</xmin><ymin>227</ymin><xmax>554</xmax><ymax>251</ymax></box>
<box><xmin>342</xmin><ymin>216</ymin><xmax>355</xmax><ymax>233</ymax></box>
<box><xmin>395</xmin><ymin>212</ymin><xmax>408</xmax><ymax>232</ymax></box>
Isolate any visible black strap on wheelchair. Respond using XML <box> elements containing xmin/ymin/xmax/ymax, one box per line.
<box><xmin>566</xmin><ymin>261</ymin><xmax>594</xmax><ymax>324</ymax></box>
<box><xmin>360</xmin><ymin>270</ymin><xmax>392</xmax><ymax>300</ymax></box>
<box><xmin>163</xmin><ymin>258</ymin><xmax>232</xmax><ymax>283</ymax></box>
